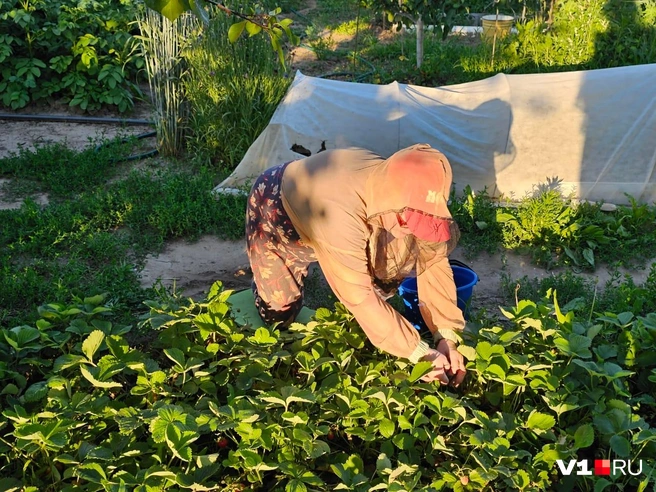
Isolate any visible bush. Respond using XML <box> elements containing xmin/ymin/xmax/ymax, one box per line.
<box><xmin>0</xmin><ymin>0</ymin><xmax>143</xmax><ymax>112</ymax></box>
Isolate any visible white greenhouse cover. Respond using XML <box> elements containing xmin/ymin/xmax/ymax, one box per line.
<box><xmin>214</xmin><ymin>63</ymin><xmax>656</xmax><ymax>205</ymax></box>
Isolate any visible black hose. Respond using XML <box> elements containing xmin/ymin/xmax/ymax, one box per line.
<box><xmin>95</xmin><ymin>130</ymin><xmax>159</xmax><ymax>162</ymax></box>
<box><xmin>290</xmin><ymin>8</ymin><xmax>312</xmax><ymax>24</ymax></box>
<box><xmin>0</xmin><ymin>113</ymin><xmax>154</xmax><ymax>126</ymax></box>
<box><xmin>1</xmin><ymin>112</ymin><xmax>158</xmax><ymax>162</ymax></box>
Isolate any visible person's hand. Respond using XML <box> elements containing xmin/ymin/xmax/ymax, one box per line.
<box><xmin>419</xmin><ymin>349</ymin><xmax>451</xmax><ymax>384</ymax></box>
<box><xmin>436</xmin><ymin>339</ymin><xmax>466</xmax><ymax>387</ymax></box>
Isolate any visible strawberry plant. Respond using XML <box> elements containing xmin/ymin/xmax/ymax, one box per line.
<box><xmin>0</xmin><ymin>282</ymin><xmax>655</xmax><ymax>490</ymax></box>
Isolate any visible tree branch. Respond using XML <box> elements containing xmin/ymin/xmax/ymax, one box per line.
<box><xmin>203</xmin><ymin>0</ymin><xmax>270</xmax><ymax>30</ymax></box>
<box><xmin>396</xmin><ymin>11</ymin><xmax>417</xmax><ymax>23</ymax></box>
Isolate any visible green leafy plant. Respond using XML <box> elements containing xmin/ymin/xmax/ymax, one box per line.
<box><xmin>495</xmin><ymin>186</ymin><xmax>656</xmax><ymax>271</ymax></box>
<box><xmin>1</xmin><ymin>282</ymin><xmax>655</xmax><ymax>490</ymax></box>
<box><xmin>497</xmin><ymin>186</ymin><xmax>610</xmax><ymax>269</ymax></box>
<box><xmin>183</xmin><ymin>11</ymin><xmax>291</xmax><ymax>170</ymax></box>
<box><xmin>450</xmin><ymin>185</ymin><xmax>503</xmax><ymax>257</ymax></box>
<box><xmin>137</xmin><ymin>9</ymin><xmax>196</xmax><ymax>157</ymax></box>
<box><xmin>0</xmin><ymin>0</ymin><xmax>143</xmax><ymax>112</ymax></box>
<box><xmin>144</xmin><ymin>0</ymin><xmax>300</xmax><ymax>67</ymax></box>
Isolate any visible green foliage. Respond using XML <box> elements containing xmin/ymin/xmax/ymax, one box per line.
<box><xmin>501</xmin><ymin>270</ymin><xmax>596</xmax><ymax>311</ymax></box>
<box><xmin>145</xmin><ymin>0</ymin><xmax>299</xmax><ymax>67</ymax></box>
<box><xmin>361</xmin><ymin>0</ymin><xmax>468</xmax><ymax>39</ymax></box>
<box><xmin>450</xmin><ymin>181</ymin><xmax>656</xmax><ymax>271</ymax></box>
<box><xmin>590</xmin><ymin>0</ymin><xmax>656</xmax><ymax>68</ymax></box>
<box><xmin>596</xmin><ymin>265</ymin><xmax>656</xmax><ymax>316</ymax></box>
<box><xmin>502</xmin><ymin>263</ymin><xmax>656</xmax><ymax>320</ymax></box>
<box><xmin>498</xmin><ymin>187</ymin><xmax>584</xmax><ymax>268</ymax></box>
<box><xmin>0</xmin><ymin>0</ymin><xmax>143</xmax><ymax>112</ymax></box>
<box><xmin>1</xmin><ymin>283</ymin><xmax>655</xmax><ymax>490</ymax></box>
<box><xmin>332</xmin><ymin>16</ymin><xmax>373</xmax><ymax>35</ymax></box>
<box><xmin>0</xmin><ymin>138</ymin><xmax>134</xmax><ymax>198</ymax></box>
<box><xmin>303</xmin><ymin>267</ymin><xmax>339</xmax><ymax>310</ymax></box>
<box><xmin>137</xmin><ymin>9</ymin><xmax>195</xmax><ymax>157</ymax></box>
<box><xmin>107</xmin><ymin>167</ymin><xmax>247</xmax><ymax>243</ymax></box>
<box><xmin>329</xmin><ymin>0</ymin><xmax>656</xmax><ymax>88</ymax></box>
<box><xmin>450</xmin><ymin>185</ymin><xmax>504</xmax><ymax>257</ymax></box>
<box><xmin>0</xmin><ymin>140</ymin><xmax>247</xmax><ymax>327</ymax></box>
<box><xmin>504</xmin><ymin>0</ymin><xmax>608</xmax><ymax>70</ymax></box>
<box><xmin>500</xmin><ymin>0</ymin><xmax>656</xmax><ymax>72</ymax></box>
<box><xmin>183</xmin><ymin>12</ymin><xmax>291</xmax><ymax>170</ymax></box>
<box><xmin>577</xmin><ymin>196</ymin><xmax>656</xmax><ymax>267</ymax></box>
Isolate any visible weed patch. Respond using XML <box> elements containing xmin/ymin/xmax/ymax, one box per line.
<box><xmin>0</xmin><ymin>138</ymin><xmax>135</xmax><ymax>198</ymax></box>
<box><xmin>450</xmin><ymin>183</ymin><xmax>656</xmax><ymax>272</ymax></box>
<box><xmin>0</xmin><ymin>142</ymin><xmax>246</xmax><ymax>328</ymax></box>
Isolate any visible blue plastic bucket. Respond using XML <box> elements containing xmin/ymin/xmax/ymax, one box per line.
<box><xmin>398</xmin><ymin>264</ymin><xmax>479</xmax><ymax>330</ymax></box>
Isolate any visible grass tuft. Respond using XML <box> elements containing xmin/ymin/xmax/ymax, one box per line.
<box><xmin>183</xmin><ymin>11</ymin><xmax>291</xmax><ymax>172</ymax></box>
<box><xmin>0</xmin><ymin>141</ymin><xmax>246</xmax><ymax>328</ymax></box>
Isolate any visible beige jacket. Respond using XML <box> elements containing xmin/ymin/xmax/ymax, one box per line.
<box><xmin>280</xmin><ymin>145</ymin><xmax>465</xmax><ymax>362</ymax></box>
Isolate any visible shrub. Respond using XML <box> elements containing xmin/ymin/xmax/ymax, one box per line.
<box><xmin>0</xmin><ymin>0</ymin><xmax>143</xmax><ymax>112</ymax></box>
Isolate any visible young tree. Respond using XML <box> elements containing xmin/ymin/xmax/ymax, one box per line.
<box><xmin>363</xmin><ymin>0</ymin><xmax>467</xmax><ymax>68</ymax></box>
<box><xmin>144</xmin><ymin>0</ymin><xmax>298</xmax><ymax>66</ymax></box>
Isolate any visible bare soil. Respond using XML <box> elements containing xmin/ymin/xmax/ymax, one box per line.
<box><xmin>137</xmin><ymin>236</ymin><xmax>655</xmax><ymax>317</ymax></box>
<box><xmin>0</xmin><ymin>100</ymin><xmax>154</xmax><ymax>159</ymax></box>
<box><xmin>0</xmin><ymin>99</ymin><xmax>155</xmax><ymax>210</ymax></box>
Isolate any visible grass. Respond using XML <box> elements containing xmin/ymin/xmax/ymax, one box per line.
<box><xmin>137</xmin><ymin>9</ymin><xmax>195</xmax><ymax>157</ymax></box>
<box><xmin>500</xmin><ymin>263</ymin><xmax>656</xmax><ymax>318</ymax></box>
<box><xmin>449</xmin><ymin>185</ymin><xmax>503</xmax><ymax>257</ymax></box>
<box><xmin>286</xmin><ymin>0</ymin><xmax>655</xmax><ymax>87</ymax></box>
<box><xmin>0</xmin><ymin>140</ymin><xmax>247</xmax><ymax>328</ymax></box>
<box><xmin>311</xmin><ymin>0</ymin><xmax>362</xmax><ymax>30</ymax></box>
<box><xmin>0</xmin><ymin>139</ymin><xmax>134</xmax><ymax>198</ymax></box>
<box><xmin>183</xmin><ymin>10</ymin><xmax>291</xmax><ymax>170</ymax></box>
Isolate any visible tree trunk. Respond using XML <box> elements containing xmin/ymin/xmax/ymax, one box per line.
<box><xmin>415</xmin><ymin>15</ymin><xmax>424</xmax><ymax>69</ymax></box>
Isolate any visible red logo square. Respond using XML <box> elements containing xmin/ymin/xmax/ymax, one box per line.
<box><xmin>594</xmin><ymin>459</ymin><xmax>611</xmax><ymax>476</ymax></box>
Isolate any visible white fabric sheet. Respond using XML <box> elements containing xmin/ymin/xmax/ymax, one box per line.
<box><xmin>215</xmin><ymin>64</ymin><xmax>656</xmax><ymax>205</ymax></box>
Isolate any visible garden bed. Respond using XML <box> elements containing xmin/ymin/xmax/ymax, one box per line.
<box><xmin>2</xmin><ymin>0</ymin><xmax>656</xmax><ymax>488</ymax></box>
<box><xmin>2</xmin><ymin>110</ymin><xmax>655</xmax><ymax>319</ymax></box>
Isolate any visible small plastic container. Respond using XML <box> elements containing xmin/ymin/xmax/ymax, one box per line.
<box><xmin>398</xmin><ymin>263</ymin><xmax>479</xmax><ymax>330</ymax></box>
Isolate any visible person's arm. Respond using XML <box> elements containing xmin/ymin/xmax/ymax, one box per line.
<box><xmin>416</xmin><ymin>254</ymin><xmax>466</xmax><ymax>343</ymax></box>
<box><xmin>312</xmin><ymin>243</ymin><xmax>429</xmax><ymax>363</ymax></box>
<box><xmin>416</xmin><ymin>254</ymin><xmax>467</xmax><ymax>385</ymax></box>
<box><xmin>317</xmin><ymin>251</ymin><xmax>454</xmax><ymax>384</ymax></box>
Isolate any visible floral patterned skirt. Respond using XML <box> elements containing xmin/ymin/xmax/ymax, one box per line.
<box><xmin>245</xmin><ymin>162</ymin><xmax>317</xmax><ymax>325</ymax></box>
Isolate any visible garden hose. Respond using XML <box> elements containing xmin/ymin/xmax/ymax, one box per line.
<box><xmin>290</xmin><ymin>8</ymin><xmax>312</xmax><ymax>24</ymax></box>
<box><xmin>0</xmin><ymin>113</ymin><xmax>153</xmax><ymax>126</ymax></box>
<box><xmin>94</xmin><ymin>130</ymin><xmax>159</xmax><ymax>162</ymax></box>
<box><xmin>0</xmin><ymin>113</ymin><xmax>158</xmax><ymax>162</ymax></box>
